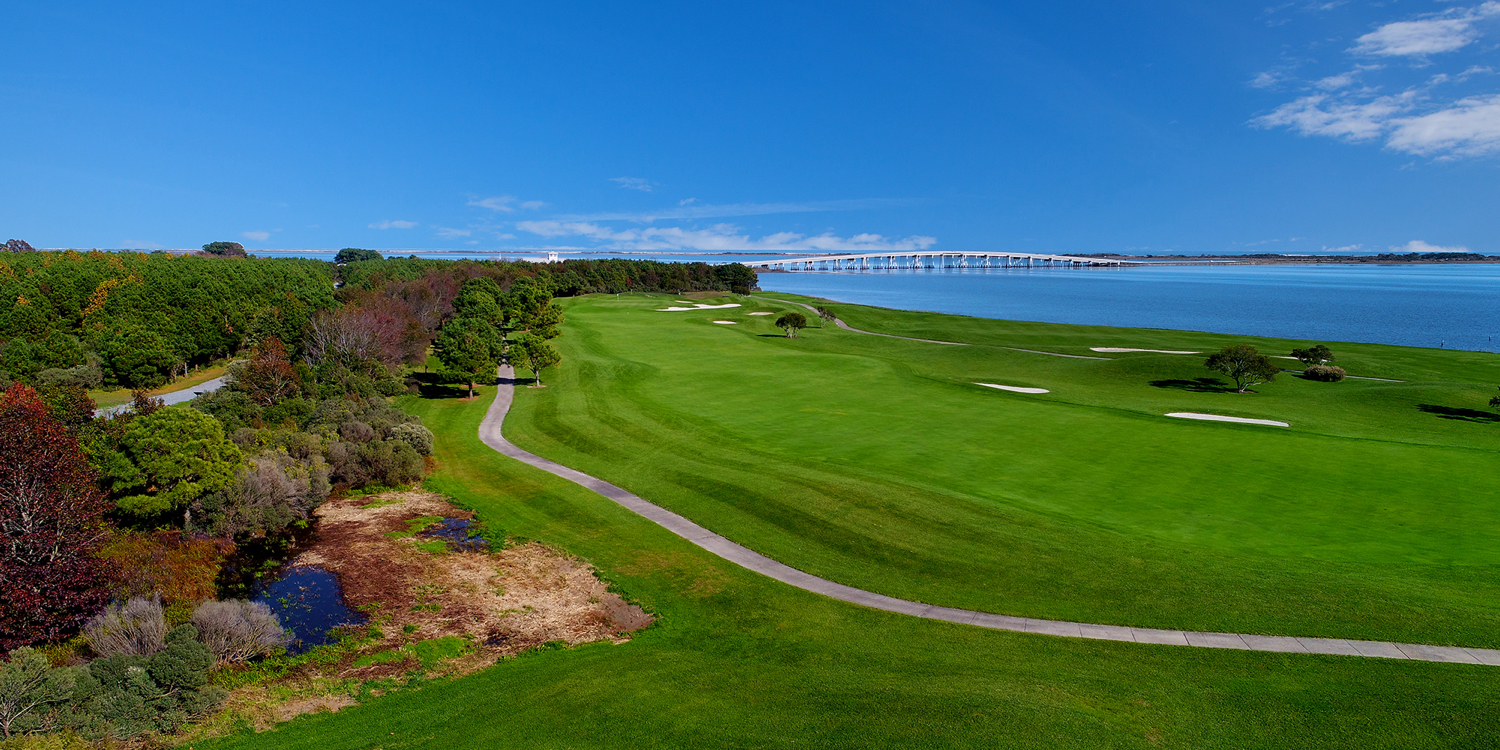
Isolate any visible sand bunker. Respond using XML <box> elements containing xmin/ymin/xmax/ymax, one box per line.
<box><xmin>712</xmin><ymin>320</ymin><xmax>736</xmax><ymax>325</ymax></box>
<box><xmin>657</xmin><ymin>303</ymin><xmax>744</xmax><ymax>311</ymax></box>
<box><xmin>1091</xmin><ymin>347</ymin><xmax>1199</xmax><ymax>354</ymax></box>
<box><xmin>1166</xmin><ymin>412</ymin><xmax>1289</xmax><ymax>427</ymax></box>
<box><xmin>976</xmin><ymin>382</ymin><xmax>1050</xmax><ymax>394</ymax></box>
<box><xmin>747</xmin><ymin>311</ymin><xmax>774</xmax><ymax>316</ymax></box>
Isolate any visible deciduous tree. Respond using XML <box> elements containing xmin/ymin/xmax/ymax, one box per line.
<box><xmin>775</xmin><ymin>312</ymin><xmax>807</xmax><ymax>338</ymax></box>
<box><xmin>236</xmin><ymin>337</ymin><xmax>300</xmax><ymax>406</ymax></box>
<box><xmin>510</xmin><ymin>332</ymin><xmax>561</xmax><ymax>386</ymax></box>
<box><xmin>0</xmin><ymin>384</ymin><xmax>112</xmax><ymax>651</ymax></box>
<box><xmin>433</xmin><ymin>316</ymin><xmax>501</xmax><ymax>398</ymax></box>
<box><xmin>1290</xmin><ymin>344</ymin><xmax>1334</xmax><ymax>366</ymax></box>
<box><xmin>1205</xmin><ymin>344</ymin><xmax>1280</xmax><ymax>393</ymax></box>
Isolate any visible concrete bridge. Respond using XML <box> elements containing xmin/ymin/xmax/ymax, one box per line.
<box><xmin>749</xmin><ymin>251</ymin><xmax>1134</xmax><ymax>271</ymax></box>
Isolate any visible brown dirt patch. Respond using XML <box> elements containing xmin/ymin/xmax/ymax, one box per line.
<box><xmin>297</xmin><ymin>490</ymin><xmax>652</xmax><ymax>665</ymax></box>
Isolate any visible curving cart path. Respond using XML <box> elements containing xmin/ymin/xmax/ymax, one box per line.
<box><xmin>481</xmin><ymin>365</ymin><xmax>1499</xmax><ymax>666</ymax></box>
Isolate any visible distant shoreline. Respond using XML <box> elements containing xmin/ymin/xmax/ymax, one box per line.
<box><xmin>16</xmin><ymin>248</ymin><xmax>1500</xmax><ymax>265</ymax></box>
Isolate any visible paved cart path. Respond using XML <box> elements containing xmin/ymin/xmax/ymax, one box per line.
<box><xmin>481</xmin><ymin>365</ymin><xmax>1500</xmax><ymax>666</ymax></box>
<box><xmin>94</xmin><ymin>375</ymin><xmax>228</xmax><ymax>417</ymax></box>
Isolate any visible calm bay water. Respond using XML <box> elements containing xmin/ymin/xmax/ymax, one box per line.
<box><xmin>760</xmin><ymin>265</ymin><xmax>1500</xmax><ymax>352</ymax></box>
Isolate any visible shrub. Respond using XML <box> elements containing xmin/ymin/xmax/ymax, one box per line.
<box><xmin>78</xmin><ymin>625</ymin><xmax>226</xmax><ymax>739</ymax></box>
<box><xmin>36</xmin><ymin>365</ymin><xmax>102</xmax><ymax>390</ymax></box>
<box><xmin>339</xmin><ymin>420</ymin><xmax>376</xmax><ymax>443</ymax></box>
<box><xmin>1302</xmin><ymin>364</ymin><xmax>1347</xmax><ymax>382</ymax></box>
<box><xmin>391</xmin><ymin>422</ymin><xmax>434</xmax><ymax>456</ymax></box>
<box><xmin>0</xmin><ymin>648</ymin><xmax>81</xmax><ymax>739</ymax></box>
<box><xmin>192</xmin><ymin>454</ymin><xmax>329</xmax><ymax>537</ymax></box>
<box><xmin>190</xmin><ymin>600</ymin><xmax>290</xmax><ymax>665</ymax></box>
<box><xmin>96</xmin><ymin>532</ymin><xmax>229</xmax><ymax>621</ymax></box>
<box><xmin>82</xmin><ymin>599</ymin><xmax>167</xmax><ymax>658</ymax></box>
<box><xmin>359</xmin><ymin>440</ymin><xmax>424</xmax><ymax>487</ymax></box>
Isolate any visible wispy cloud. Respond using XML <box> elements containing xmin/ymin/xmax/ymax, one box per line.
<box><xmin>468</xmin><ymin>196</ymin><xmax>517</xmax><ymax>212</ymax></box>
<box><xmin>1252</xmin><ymin>2</ymin><xmax>1500</xmax><ymax>159</ymax></box>
<box><xmin>435</xmin><ymin>226</ymin><xmax>472</xmax><ymax>238</ymax></box>
<box><xmin>1394</xmin><ymin>239</ymin><xmax>1471</xmax><ymax>253</ymax></box>
<box><xmin>554</xmin><ymin>198</ymin><xmax>915</xmax><ymax>223</ymax></box>
<box><xmin>370</xmin><ymin>220</ymin><xmax>418</xmax><ymax>229</ymax></box>
<box><xmin>520</xmin><ymin>200</ymin><xmax>546</xmax><ymax>210</ymax></box>
<box><xmin>240</xmin><ymin>230</ymin><xmax>271</xmax><ymax>241</ymax></box>
<box><xmin>1352</xmin><ymin>3</ymin><xmax>1499</xmax><ymax>58</ymax></box>
<box><xmin>515</xmin><ymin>220</ymin><xmax>937</xmax><ymax>253</ymax></box>
<box><xmin>610</xmin><ymin>177</ymin><xmax>654</xmax><ymax>192</ymax></box>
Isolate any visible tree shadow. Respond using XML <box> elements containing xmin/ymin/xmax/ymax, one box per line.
<box><xmin>1417</xmin><ymin>404</ymin><xmax>1500</xmax><ymax>423</ymax></box>
<box><xmin>410</xmin><ymin>371</ymin><xmax>470</xmax><ymax>400</ymax></box>
<box><xmin>1149</xmin><ymin>377</ymin><xmax>1234</xmax><ymax>393</ymax></box>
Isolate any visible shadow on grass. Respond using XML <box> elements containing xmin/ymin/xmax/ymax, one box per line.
<box><xmin>410</xmin><ymin>372</ymin><xmax>473</xmax><ymax>400</ymax></box>
<box><xmin>1149</xmin><ymin>378</ymin><xmax>1233</xmax><ymax>393</ymax></box>
<box><xmin>1417</xmin><ymin>404</ymin><xmax>1500</xmax><ymax>423</ymax></box>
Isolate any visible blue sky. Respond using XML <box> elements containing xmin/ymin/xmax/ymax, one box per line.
<box><xmin>1</xmin><ymin>1</ymin><xmax>1496</xmax><ymax>255</ymax></box>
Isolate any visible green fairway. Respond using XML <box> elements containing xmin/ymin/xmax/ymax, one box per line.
<box><xmin>491</xmin><ymin>292</ymin><xmax>1500</xmax><ymax>647</ymax></box>
<box><xmin>206</xmin><ymin>381</ymin><xmax>1500</xmax><ymax>749</ymax></box>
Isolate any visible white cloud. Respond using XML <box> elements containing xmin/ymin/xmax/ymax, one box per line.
<box><xmin>1386</xmin><ymin>94</ymin><xmax>1500</xmax><ymax>157</ymax></box>
<box><xmin>468</xmin><ymin>196</ymin><xmax>516</xmax><ymax>212</ymax></box>
<box><xmin>1251</xmin><ymin>71</ymin><xmax>1287</xmax><ymax>89</ymax></box>
<box><xmin>370</xmin><ymin>220</ymin><xmax>418</xmax><ymax>230</ymax></box>
<box><xmin>1321</xmin><ymin>244</ymin><xmax>1363</xmax><ymax>253</ymax></box>
<box><xmin>435</xmin><ymin>226</ymin><xmax>472</xmax><ymax>238</ymax></box>
<box><xmin>520</xmin><ymin>200</ymin><xmax>546</xmax><ymax>210</ymax></box>
<box><xmin>610</xmin><ymin>177</ymin><xmax>654</xmax><ymax>192</ymax></box>
<box><xmin>1253</xmin><ymin>92</ymin><xmax>1416</xmax><ymax>141</ymax></box>
<box><xmin>515</xmin><ymin>220</ymin><xmax>937</xmax><ymax>252</ymax></box>
<box><xmin>678</xmin><ymin>198</ymin><xmax>697</xmax><ymax>206</ymax></box>
<box><xmin>1393</xmin><ymin>239</ymin><xmax>1471</xmax><ymax>253</ymax></box>
<box><xmin>241</xmin><ymin>230</ymin><xmax>270</xmax><ymax>241</ymax></box>
<box><xmin>1352</xmin><ymin>3</ymin><xmax>1499</xmax><ymax>58</ymax></box>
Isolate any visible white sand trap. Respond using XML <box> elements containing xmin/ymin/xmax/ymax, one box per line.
<box><xmin>712</xmin><ymin>320</ymin><xmax>736</xmax><ymax>325</ymax></box>
<box><xmin>675</xmin><ymin>300</ymin><xmax>694</xmax><ymax>304</ymax></box>
<box><xmin>1166</xmin><ymin>412</ymin><xmax>1289</xmax><ymax>427</ymax></box>
<box><xmin>747</xmin><ymin>311</ymin><xmax>774</xmax><ymax>316</ymax></box>
<box><xmin>657</xmin><ymin>303</ymin><xmax>743</xmax><ymax>312</ymax></box>
<box><xmin>976</xmin><ymin>382</ymin><xmax>1050</xmax><ymax>394</ymax></box>
<box><xmin>1091</xmin><ymin>347</ymin><xmax>1200</xmax><ymax>354</ymax></box>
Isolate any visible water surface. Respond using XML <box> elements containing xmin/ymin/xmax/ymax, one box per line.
<box><xmin>762</xmin><ymin>264</ymin><xmax>1500</xmax><ymax>352</ymax></box>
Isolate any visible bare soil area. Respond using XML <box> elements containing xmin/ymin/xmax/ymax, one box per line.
<box><xmin>300</xmin><ymin>489</ymin><xmax>652</xmax><ymax>664</ymax></box>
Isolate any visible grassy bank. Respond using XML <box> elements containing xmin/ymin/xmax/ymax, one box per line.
<box><xmin>205</xmin><ymin>380</ymin><xmax>1500</xmax><ymax>749</ymax></box>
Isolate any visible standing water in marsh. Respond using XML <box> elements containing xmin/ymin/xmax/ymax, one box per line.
<box><xmin>217</xmin><ymin>521</ymin><xmax>365</xmax><ymax>654</ymax></box>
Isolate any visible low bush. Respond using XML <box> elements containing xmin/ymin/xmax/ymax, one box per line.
<box><xmin>391</xmin><ymin>422</ymin><xmax>434</xmax><ymax>456</ymax></box>
<box><xmin>96</xmin><ymin>532</ymin><xmax>230</xmax><ymax>622</ymax></box>
<box><xmin>1302</xmin><ymin>364</ymin><xmax>1347</xmax><ymax>382</ymax></box>
<box><xmin>191</xmin><ymin>454</ymin><xmax>330</xmax><ymax>538</ymax></box>
<box><xmin>74</xmin><ymin>625</ymin><xmax>226</xmax><ymax>739</ymax></box>
<box><xmin>35</xmin><ymin>365</ymin><xmax>102</xmax><ymax>390</ymax></box>
<box><xmin>81</xmin><ymin>598</ymin><xmax>166</xmax><ymax>658</ymax></box>
<box><xmin>190</xmin><ymin>600</ymin><xmax>290</xmax><ymax>665</ymax></box>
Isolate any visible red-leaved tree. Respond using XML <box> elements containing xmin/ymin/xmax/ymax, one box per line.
<box><xmin>0</xmin><ymin>383</ymin><xmax>113</xmax><ymax>651</ymax></box>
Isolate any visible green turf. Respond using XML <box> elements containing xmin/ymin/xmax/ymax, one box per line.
<box><xmin>474</xmin><ymin>292</ymin><xmax>1500</xmax><ymax>647</ymax></box>
<box><xmin>206</xmin><ymin>379</ymin><xmax>1500</xmax><ymax>749</ymax></box>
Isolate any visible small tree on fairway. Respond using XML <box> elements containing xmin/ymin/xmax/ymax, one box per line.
<box><xmin>814</xmin><ymin>307</ymin><xmax>836</xmax><ymax>328</ymax></box>
<box><xmin>1290</xmin><ymin>344</ymin><xmax>1334</xmax><ymax>366</ymax></box>
<box><xmin>1205</xmin><ymin>344</ymin><xmax>1280</xmax><ymax>393</ymax></box>
<box><xmin>775</xmin><ymin>312</ymin><xmax>807</xmax><ymax>338</ymax></box>
<box><xmin>433</xmin><ymin>316</ymin><xmax>501</xmax><ymax>398</ymax></box>
<box><xmin>510</xmin><ymin>333</ymin><xmax>561</xmax><ymax>386</ymax></box>
<box><xmin>1490</xmin><ymin>387</ymin><xmax>1499</xmax><ymax>410</ymax></box>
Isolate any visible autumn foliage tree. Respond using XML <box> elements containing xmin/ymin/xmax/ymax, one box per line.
<box><xmin>237</xmin><ymin>337</ymin><xmax>300</xmax><ymax>406</ymax></box>
<box><xmin>0</xmin><ymin>383</ymin><xmax>112</xmax><ymax>651</ymax></box>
